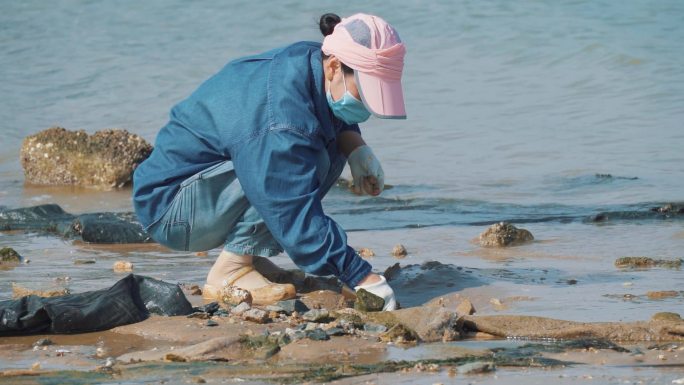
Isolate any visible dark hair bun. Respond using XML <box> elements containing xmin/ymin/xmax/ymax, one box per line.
<box><xmin>319</xmin><ymin>13</ymin><xmax>341</xmax><ymax>36</ymax></box>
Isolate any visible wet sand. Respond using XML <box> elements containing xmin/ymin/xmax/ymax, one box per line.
<box><xmin>1</xmin><ymin>191</ymin><xmax>683</xmax><ymax>384</ymax></box>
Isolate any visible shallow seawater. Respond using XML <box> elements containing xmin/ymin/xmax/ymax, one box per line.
<box><xmin>1</xmin><ymin>188</ymin><xmax>682</xmax><ymax>324</ymax></box>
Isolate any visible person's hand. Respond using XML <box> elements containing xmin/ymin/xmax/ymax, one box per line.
<box><xmin>347</xmin><ymin>145</ymin><xmax>384</xmax><ymax>196</ymax></box>
<box><xmin>354</xmin><ymin>273</ymin><xmax>397</xmax><ymax>311</ymax></box>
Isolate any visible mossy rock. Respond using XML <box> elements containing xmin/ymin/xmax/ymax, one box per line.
<box><xmin>21</xmin><ymin>127</ymin><xmax>152</xmax><ymax>189</ymax></box>
<box><xmin>380</xmin><ymin>323</ymin><xmax>418</xmax><ymax>344</ymax></box>
<box><xmin>0</xmin><ymin>247</ymin><xmax>21</xmax><ymax>263</ymax></box>
<box><xmin>615</xmin><ymin>256</ymin><xmax>681</xmax><ymax>269</ymax></box>
<box><xmin>651</xmin><ymin>312</ymin><xmax>682</xmax><ymax>322</ymax></box>
<box><xmin>238</xmin><ymin>335</ymin><xmax>281</xmax><ymax>359</ymax></box>
<box><xmin>354</xmin><ymin>289</ymin><xmax>385</xmax><ymax>312</ymax></box>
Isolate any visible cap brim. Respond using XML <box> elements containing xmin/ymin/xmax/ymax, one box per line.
<box><xmin>355</xmin><ymin>71</ymin><xmax>406</xmax><ymax>119</ymax></box>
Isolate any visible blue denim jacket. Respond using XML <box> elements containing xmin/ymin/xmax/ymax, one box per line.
<box><xmin>133</xmin><ymin>41</ymin><xmax>371</xmax><ymax>287</ymax></box>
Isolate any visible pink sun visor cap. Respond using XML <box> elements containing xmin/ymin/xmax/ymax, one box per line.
<box><xmin>322</xmin><ymin>13</ymin><xmax>407</xmax><ymax>119</ymax></box>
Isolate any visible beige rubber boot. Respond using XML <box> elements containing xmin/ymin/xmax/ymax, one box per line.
<box><xmin>203</xmin><ymin>250</ymin><xmax>296</xmax><ymax>305</ymax></box>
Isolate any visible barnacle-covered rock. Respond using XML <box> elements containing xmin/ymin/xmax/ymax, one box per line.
<box><xmin>21</xmin><ymin>127</ymin><xmax>152</xmax><ymax>189</ymax></box>
<box><xmin>478</xmin><ymin>222</ymin><xmax>534</xmax><ymax>247</ymax></box>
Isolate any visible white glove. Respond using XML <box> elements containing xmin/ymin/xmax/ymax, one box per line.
<box><xmin>347</xmin><ymin>145</ymin><xmax>384</xmax><ymax>196</ymax></box>
<box><xmin>354</xmin><ymin>275</ymin><xmax>397</xmax><ymax>311</ymax></box>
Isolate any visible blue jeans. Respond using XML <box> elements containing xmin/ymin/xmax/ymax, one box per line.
<box><xmin>146</xmin><ymin>153</ymin><xmax>346</xmax><ymax>257</ymax></box>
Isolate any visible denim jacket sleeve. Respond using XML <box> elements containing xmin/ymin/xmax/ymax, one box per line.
<box><xmin>230</xmin><ymin>127</ymin><xmax>372</xmax><ymax>288</ymax></box>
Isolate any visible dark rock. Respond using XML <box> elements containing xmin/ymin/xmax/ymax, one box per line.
<box><xmin>325</xmin><ymin>327</ymin><xmax>346</xmax><ymax>336</ymax></box>
<box><xmin>69</xmin><ymin>212</ymin><xmax>151</xmax><ymax>243</ymax></box>
<box><xmin>205</xmin><ymin>320</ymin><xmax>218</xmax><ymax>327</ymax></box>
<box><xmin>383</xmin><ymin>263</ymin><xmax>402</xmax><ymax>281</ymax></box>
<box><xmin>0</xmin><ymin>247</ymin><xmax>21</xmax><ymax>263</ymax></box>
<box><xmin>21</xmin><ymin>127</ymin><xmax>152</xmax><ymax>189</ymax></box>
<box><xmin>276</xmin><ymin>299</ymin><xmax>309</xmax><ymax>315</ymax></box>
<box><xmin>196</xmin><ymin>302</ymin><xmax>220</xmax><ymax>315</ymax></box>
<box><xmin>187</xmin><ymin>312</ymin><xmax>210</xmax><ymax>319</ymax></box>
<box><xmin>306</xmin><ymin>328</ymin><xmax>330</xmax><ymax>341</ymax></box>
<box><xmin>566</xmin><ymin>279</ymin><xmax>578</xmax><ymax>285</ymax></box>
<box><xmin>293</xmin><ymin>323</ymin><xmax>307</xmax><ymax>331</ymax></box>
<box><xmin>479</xmin><ymin>222</ymin><xmax>534</xmax><ymax>247</ymax></box>
<box><xmin>0</xmin><ymin>204</ymin><xmax>151</xmax><ymax>244</ymax></box>
<box><xmin>651</xmin><ymin>203</ymin><xmax>684</xmax><ymax>214</ymax></box>
<box><xmin>354</xmin><ymin>289</ymin><xmax>385</xmax><ymax>312</ymax></box>
<box><xmin>73</xmin><ymin>259</ymin><xmax>96</xmax><ymax>265</ymax></box>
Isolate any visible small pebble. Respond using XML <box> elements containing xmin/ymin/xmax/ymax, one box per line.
<box><xmin>304</xmin><ymin>322</ymin><xmax>319</xmax><ymax>331</ymax></box>
<box><xmin>33</xmin><ymin>338</ymin><xmax>53</xmax><ymax>347</ymax></box>
<box><xmin>285</xmin><ymin>328</ymin><xmax>307</xmax><ymax>341</ymax></box>
<box><xmin>112</xmin><ymin>261</ymin><xmax>133</xmax><ymax>272</ymax></box>
<box><xmin>187</xmin><ymin>312</ymin><xmax>210</xmax><ymax>319</ymax></box>
<box><xmin>95</xmin><ymin>347</ymin><xmax>107</xmax><ymax>358</ymax></box>
<box><xmin>391</xmin><ymin>244</ymin><xmax>408</xmax><ymax>258</ymax></box>
<box><xmin>197</xmin><ymin>302</ymin><xmax>220</xmax><ymax>315</ymax></box>
<box><xmin>306</xmin><ymin>328</ymin><xmax>330</xmax><ymax>341</ymax></box>
<box><xmin>73</xmin><ymin>259</ymin><xmax>96</xmax><ymax>265</ymax></box>
<box><xmin>206</xmin><ymin>320</ymin><xmax>218</xmax><ymax>327</ymax></box>
<box><xmin>358</xmin><ymin>248</ymin><xmax>375</xmax><ymax>259</ymax></box>
<box><xmin>242</xmin><ymin>308</ymin><xmax>269</xmax><ymax>324</ymax></box>
<box><xmin>31</xmin><ymin>362</ymin><xmax>41</xmax><ymax>371</ymax></box>
<box><xmin>231</xmin><ymin>302</ymin><xmax>251</xmax><ymax>316</ymax></box>
<box><xmin>190</xmin><ymin>286</ymin><xmax>202</xmax><ymax>296</ymax></box>
<box><xmin>302</xmin><ymin>309</ymin><xmax>330</xmax><ymax>322</ymax></box>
